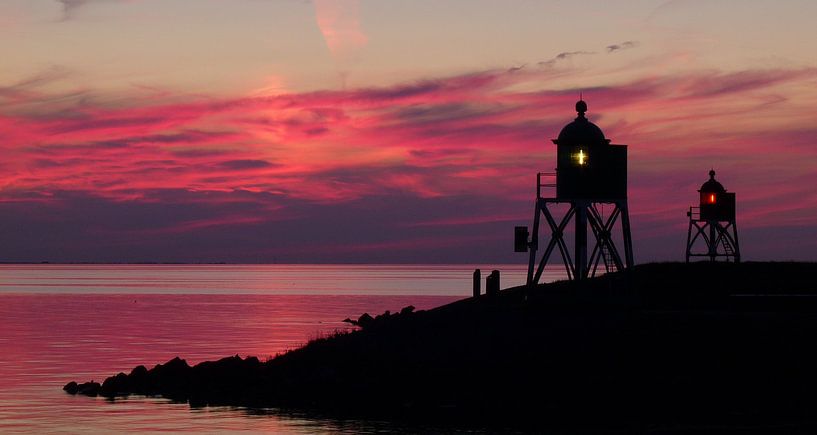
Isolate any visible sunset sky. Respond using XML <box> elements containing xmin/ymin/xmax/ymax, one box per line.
<box><xmin>1</xmin><ymin>0</ymin><xmax>815</xmax><ymax>263</ymax></box>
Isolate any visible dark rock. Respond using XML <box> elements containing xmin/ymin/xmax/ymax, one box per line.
<box><xmin>158</xmin><ymin>356</ymin><xmax>189</xmax><ymax>373</ymax></box>
<box><xmin>63</xmin><ymin>381</ymin><xmax>78</xmax><ymax>394</ymax></box>
<box><xmin>101</xmin><ymin>372</ymin><xmax>130</xmax><ymax>396</ymax></box>
<box><xmin>356</xmin><ymin>313</ymin><xmax>374</xmax><ymax>329</ymax></box>
<box><xmin>400</xmin><ymin>305</ymin><xmax>415</xmax><ymax>315</ymax></box>
<box><xmin>150</xmin><ymin>356</ymin><xmax>191</xmax><ymax>384</ymax></box>
<box><xmin>129</xmin><ymin>365</ymin><xmax>148</xmax><ymax>378</ymax></box>
<box><xmin>76</xmin><ymin>381</ymin><xmax>101</xmax><ymax>397</ymax></box>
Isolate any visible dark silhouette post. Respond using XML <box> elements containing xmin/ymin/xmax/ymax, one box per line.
<box><xmin>575</xmin><ymin>202</ymin><xmax>588</xmax><ymax>281</ymax></box>
<box><xmin>686</xmin><ymin>170</ymin><xmax>740</xmax><ymax>263</ymax></box>
<box><xmin>473</xmin><ymin>269</ymin><xmax>481</xmax><ymax>297</ymax></box>
<box><xmin>486</xmin><ymin>270</ymin><xmax>500</xmax><ymax>296</ymax></box>
<box><xmin>493</xmin><ymin>270</ymin><xmax>499</xmax><ymax>293</ymax></box>
<box><xmin>516</xmin><ymin>100</ymin><xmax>634</xmax><ymax>284</ymax></box>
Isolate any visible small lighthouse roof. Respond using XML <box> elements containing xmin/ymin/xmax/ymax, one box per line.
<box><xmin>699</xmin><ymin>169</ymin><xmax>726</xmax><ymax>193</ymax></box>
<box><xmin>553</xmin><ymin>99</ymin><xmax>609</xmax><ymax>146</ymax></box>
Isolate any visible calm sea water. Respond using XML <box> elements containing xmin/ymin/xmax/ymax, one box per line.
<box><xmin>0</xmin><ymin>264</ymin><xmax>559</xmax><ymax>433</ymax></box>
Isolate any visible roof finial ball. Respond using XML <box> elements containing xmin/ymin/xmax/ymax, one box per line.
<box><xmin>709</xmin><ymin>169</ymin><xmax>716</xmax><ymax>179</ymax></box>
<box><xmin>575</xmin><ymin>99</ymin><xmax>588</xmax><ymax>118</ymax></box>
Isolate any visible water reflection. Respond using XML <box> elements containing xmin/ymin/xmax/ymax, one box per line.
<box><xmin>0</xmin><ymin>264</ymin><xmax>535</xmax><ymax>295</ymax></box>
<box><xmin>0</xmin><ymin>264</ymin><xmax>559</xmax><ymax>433</ymax></box>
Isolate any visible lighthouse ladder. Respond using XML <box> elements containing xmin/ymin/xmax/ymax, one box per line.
<box><xmin>600</xmin><ymin>243</ymin><xmax>617</xmax><ymax>273</ymax></box>
<box><xmin>722</xmin><ymin>237</ymin><xmax>735</xmax><ymax>257</ymax></box>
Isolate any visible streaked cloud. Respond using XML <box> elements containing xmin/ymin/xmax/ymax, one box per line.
<box><xmin>313</xmin><ymin>0</ymin><xmax>367</xmax><ymax>59</ymax></box>
<box><xmin>56</xmin><ymin>0</ymin><xmax>89</xmax><ymax>21</ymax></box>
<box><xmin>606</xmin><ymin>40</ymin><xmax>639</xmax><ymax>53</ymax></box>
<box><xmin>1</xmin><ymin>61</ymin><xmax>816</xmax><ymax>261</ymax></box>
<box><xmin>538</xmin><ymin>51</ymin><xmax>596</xmax><ymax>68</ymax></box>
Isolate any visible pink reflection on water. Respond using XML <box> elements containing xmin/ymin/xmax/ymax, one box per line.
<box><xmin>0</xmin><ymin>293</ymin><xmax>457</xmax><ymax>432</ymax></box>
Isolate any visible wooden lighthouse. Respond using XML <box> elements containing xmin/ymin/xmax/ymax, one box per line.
<box><xmin>515</xmin><ymin>100</ymin><xmax>634</xmax><ymax>283</ymax></box>
<box><xmin>685</xmin><ymin>170</ymin><xmax>740</xmax><ymax>263</ymax></box>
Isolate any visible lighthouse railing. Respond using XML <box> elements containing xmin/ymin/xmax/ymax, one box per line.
<box><xmin>537</xmin><ymin>172</ymin><xmax>556</xmax><ymax>199</ymax></box>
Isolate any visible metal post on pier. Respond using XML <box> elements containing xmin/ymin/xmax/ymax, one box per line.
<box><xmin>486</xmin><ymin>270</ymin><xmax>500</xmax><ymax>296</ymax></box>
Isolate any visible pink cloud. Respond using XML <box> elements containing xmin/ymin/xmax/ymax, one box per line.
<box><xmin>1</xmin><ymin>65</ymin><xmax>817</xmax><ymax>261</ymax></box>
<box><xmin>314</xmin><ymin>0</ymin><xmax>367</xmax><ymax>60</ymax></box>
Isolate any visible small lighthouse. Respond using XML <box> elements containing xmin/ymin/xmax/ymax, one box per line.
<box><xmin>685</xmin><ymin>170</ymin><xmax>740</xmax><ymax>262</ymax></box>
<box><xmin>515</xmin><ymin>99</ymin><xmax>634</xmax><ymax>283</ymax></box>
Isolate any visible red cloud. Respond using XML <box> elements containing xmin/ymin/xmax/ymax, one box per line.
<box><xmin>1</xmin><ymin>66</ymin><xmax>817</xmax><ymax>261</ymax></box>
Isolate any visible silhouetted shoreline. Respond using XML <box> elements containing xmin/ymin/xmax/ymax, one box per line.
<box><xmin>65</xmin><ymin>262</ymin><xmax>817</xmax><ymax>431</ymax></box>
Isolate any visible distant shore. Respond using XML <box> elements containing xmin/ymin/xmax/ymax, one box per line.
<box><xmin>66</xmin><ymin>261</ymin><xmax>817</xmax><ymax>431</ymax></box>
<box><xmin>0</xmin><ymin>261</ymin><xmax>527</xmax><ymax>265</ymax></box>
<box><xmin>0</xmin><ymin>261</ymin><xmax>229</xmax><ymax>265</ymax></box>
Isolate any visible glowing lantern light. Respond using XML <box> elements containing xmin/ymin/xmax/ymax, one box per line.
<box><xmin>575</xmin><ymin>149</ymin><xmax>587</xmax><ymax>166</ymax></box>
<box><xmin>709</xmin><ymin>194</ymin><xmax>716</xmax><ymax>204</ymax></box>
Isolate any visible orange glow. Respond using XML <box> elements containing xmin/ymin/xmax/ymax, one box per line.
<box><xmin>709</xmin><ymin>194</ymin><xmax>716</xmax><ymax>204</ymax></box>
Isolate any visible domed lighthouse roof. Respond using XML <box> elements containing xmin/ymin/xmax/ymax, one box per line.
<box><xmin>552</xmin><ymin>99</ymin><xmax>610</xmax><ymax>146</ymax></box>
<box><xmin>699</xmin><ymin>170</ymin><xmax>726</xmax><ymax>193</ymax></box>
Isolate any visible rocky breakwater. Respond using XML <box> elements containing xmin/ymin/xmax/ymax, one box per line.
<box><xmin>64</xmin><ymin>306</ymin><xmax>420</xmax><ymax>409</ymax></box>
<box><xmin>64</xmin><ymin>355</ymin><xmax>270</xmax><ymax>405</ymax></box>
